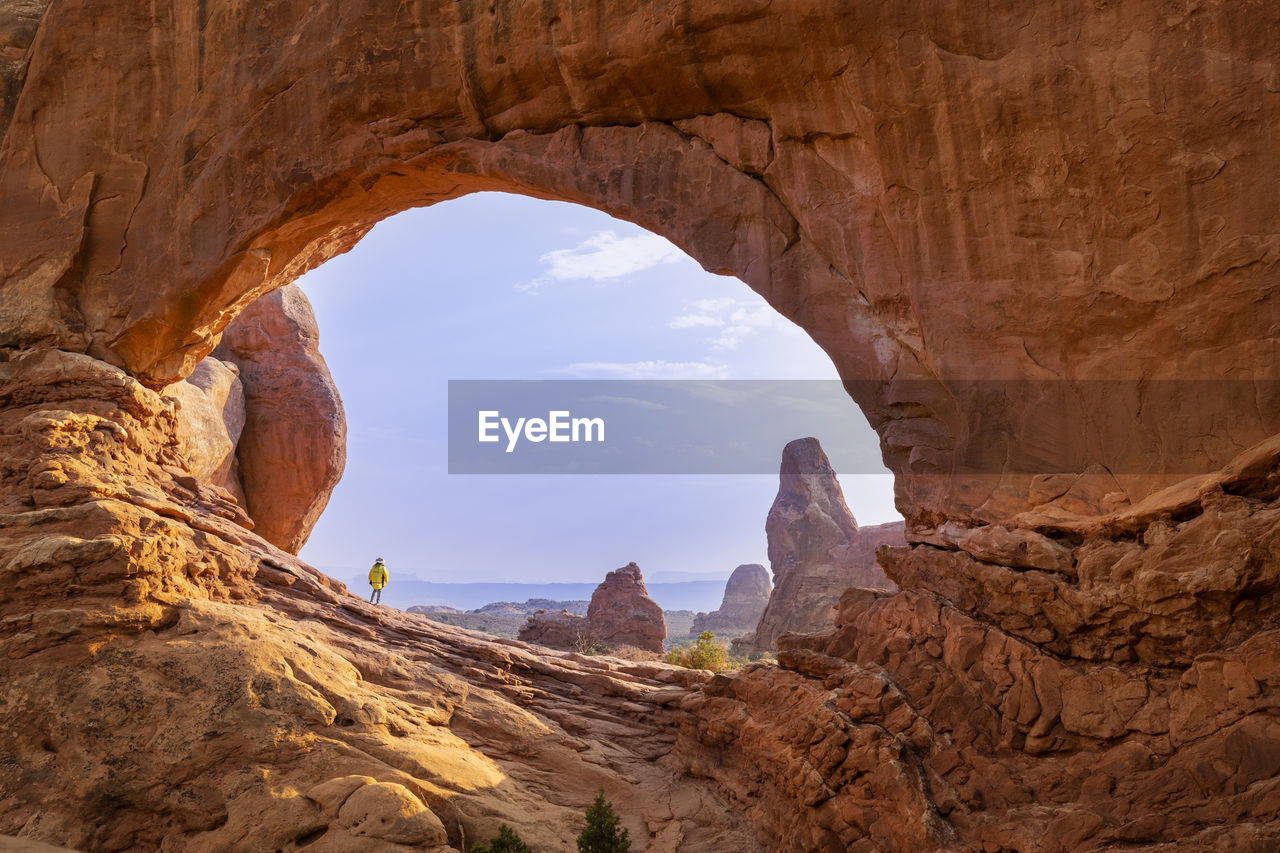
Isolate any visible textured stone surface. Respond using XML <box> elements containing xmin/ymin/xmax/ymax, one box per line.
<box><xmin>3</xmin><ymin>2</ymin><xmax>1280</xmax><ymax>850</ymax></box>
<box><xmin>164</xmin><ymin>357</ymin><xmax>246</xmax><ymax>504</ymax></box>
<box><xmin>587</xmin><ymin>563</ymin><xmax>667</xmax><ymax>654</ymax></box>
<box><xmin>691</xmin><ymin>564</ymin><xmax>770</xmax><ymax>637</ymax></box>
<box><xmin>744</xmin><ymin>438</ymin><xmax>904</xmax><ymax>653</ymax></box>
<box><xmin>4</xmin><ymin>0</ymin><xmax>1279</xmax><ymax>528</ymax></box>
<box><xmin>0</xmin><ymin>351</ymin><xmax>756</xmax><ymax>851</ymax></box>
<box><xmin>520</xmin><ymin>563</ymin><xmax>666</xmax><ymax>654</ymax></box>
<box><xmin>517</xmin><ymin>608</ymin><xmax>592</xmax><ymax>651</ymax></box>
<box><xmin>677</xmin><ymin>447</ymin><xmax>1280</xmax><ymax>850</ymax></box>
<box><xmin>213</xmin><ymin>285</ymin><xmax>345</xmax><ymax>554</ymax></box>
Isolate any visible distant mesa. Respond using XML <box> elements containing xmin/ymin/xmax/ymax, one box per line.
<box><xmin>690</xmin><ymin>564</ymin><xmax>771</xmax><ymax>637</ymax></box>
<box><xmin>739</xmin><ymin>437</ymin><xmax>904</xmax><ymax>653</ymax></box>
<box><xmin>408</xmin><ymin>599</ymin><xmax>589</xmax><ymax>639</ymax></box>
<box><xmin>520</xmin><ymin>562</ymin><xmax>666</xmax><ymax>653</ymax></box>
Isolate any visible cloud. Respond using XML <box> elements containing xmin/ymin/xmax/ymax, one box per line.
<box><xmin>551</xmin><ymin>360</ymin><xmax>731</xmax><ymax>380</ymax></box>
<box><xmin>668</xmin><ymin>296</ymin><xmax>796</xmax><ymax>350</ymax></box>
<box><xmin>668</xmin><ymin>314</ymin><xmax>724</xmax><ymax>329</ymax></box>
<box><xmin>518</xmin><ymin>230</ymin><xmax>687</xmax><ymax>292</ymax></box>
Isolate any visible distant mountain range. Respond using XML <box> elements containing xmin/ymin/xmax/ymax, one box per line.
<box><xmin>331</xmin><ymin>578</ymin><xmax>729</xmax><ymax>613</ymax></box>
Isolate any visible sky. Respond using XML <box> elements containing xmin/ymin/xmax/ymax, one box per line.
<box><xmin>295</xmin><ymin>192</ymin><xmax>900</xmax><ymax>585</ymax></box>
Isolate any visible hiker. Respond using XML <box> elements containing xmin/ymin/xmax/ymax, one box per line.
<box><xmin>368</xmin><ymin>557</ymin><xmax>388</xmax><ymax>604</ymax></box>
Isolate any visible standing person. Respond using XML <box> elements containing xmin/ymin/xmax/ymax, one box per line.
<box><xmin>368</xmin><ymin>557</ymin><xmax>388</xmax><ymax>604</ymax></box>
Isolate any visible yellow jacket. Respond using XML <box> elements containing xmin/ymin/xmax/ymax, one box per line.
<box><xmin>369</xmin><ymin>562</ymin><xmax>388</xmax><ymax>589</ymax></box>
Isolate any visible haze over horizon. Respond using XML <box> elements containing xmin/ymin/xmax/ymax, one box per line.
<box><xmin>296</xmin><ymin>192</ymin><xmax>900</xmax><ymax>586</ymax></box>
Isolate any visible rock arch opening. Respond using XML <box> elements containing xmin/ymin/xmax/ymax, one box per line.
<box><xmin>229</xmin><ymin>190</ymin><xmax>900</xmax><ymax>595</ymax></box>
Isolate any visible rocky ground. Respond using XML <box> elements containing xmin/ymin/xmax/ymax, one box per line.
<box><xmin>0</xmin><ymin>351</ymin><xmax>761</xmax><ymax>851</ymax></box>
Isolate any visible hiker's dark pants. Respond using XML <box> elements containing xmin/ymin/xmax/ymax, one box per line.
<box><xmin>370</xmin><ymin>587</ymin><xmax>382</xmax><ymax>604</ymax></box>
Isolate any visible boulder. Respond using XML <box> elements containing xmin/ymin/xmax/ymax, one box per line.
<box><xmin>517</xmin><ymin>609</ymin><xmax>592</xmax><ymax>651</ymax></box>
<box><xmin>690</xmin><ymin>564</ymin><xmax>771</xmax><ymax>636</ymax></box>
<box><xmin>164</xmin><ymin>357</ymin><xmax>248</xmax><ymax>506</ymax></box>
<box><xmin>213</xmin><ymin>285</ymin><xmax>346</xmax><ymax>554</ymax></box>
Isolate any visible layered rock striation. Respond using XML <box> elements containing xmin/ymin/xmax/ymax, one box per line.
<box><xmin>743</xmin><ymin>438</ymin><xmax>904</xmax><ymax>652</ymax></box>
<box><xmin>690</xmin><ymin>564</ymin><xmax>770</xmax><ymax>637</ymax></box>
<box><xmin>0</xmin><ymin>351</ymin><xmax>756</xmax><ymax>850</ymax></box>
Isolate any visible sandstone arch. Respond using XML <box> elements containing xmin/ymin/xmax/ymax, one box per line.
<box><xmin>6</xmin><ymin>0</ymin><xmax>1280</xmax><ymax>530</ymax></box>
<box><xmin>3</xmin><ymin>1</ymin><xmax>1280</xmax><ymax>849</ymax></box>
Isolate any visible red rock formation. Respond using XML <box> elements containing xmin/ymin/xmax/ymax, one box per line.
<box><xmin>520</xmin><ymin>563</ymin><xmax>666</xmax><ymax>654</ymax></box>
<box><xmin>2</xmin><ymin>2</ymin><xmax>1280</xmax><ymax>850</ymax></box>
<box><xmin>517</xmin><ymin>609</ymin><xmax>592</xmax><ymax>650</ymax></box>
<box><xmin>586</xmin><ymin>563</ymin><xmax>667</xmax><ymax>654</ymax></box>
<box><xmin>690</xmin><ymin>564</ymin><xmax>770</xmax><ymax>637</ymax></box>
<box><xmin>677</xmin><ymin>448</ymin><xmax>1280</xmax><ymax>850</ymax></box>
<box><xmin>744</xmin><ymin>438</ymin><xmax>904</xmax><ymax>652</ymax></box>
<box><xmin>213</xmin><ymin>285</ymin><xmax>346</xmax><ymax>554</ymax></box>
<box><xmin>0</xmin><ymin>350</ymin><xmax>757</xmax><ymax>850</ymax></box>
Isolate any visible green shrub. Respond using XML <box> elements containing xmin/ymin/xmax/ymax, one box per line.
<box><xmin>471</xmin><ymin>823</ymin><xmax>532</xmax><ymax>853</ymax></box>
<box><xmin>577</xmin><ymin>790</ymin><xmax>630</xmax><ymax>853</ymax></box>
<box><xmin>664</xmin><ymin>630</ymin><xmax>730</xmax><ymax>672</ymax></box>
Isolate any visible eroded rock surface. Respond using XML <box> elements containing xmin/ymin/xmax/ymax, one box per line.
<box><xmin>0</xmin><ymin>351</ymin><xmax>757</xmax><ymax>851</ymax></box>
<box><xmin>520</xmin><ymin>563</ymin><xmax>666</xmax><ymax>654</ymax></box>
<box><xmin>690</xmin><ymin>564</ymin><xmax>770</xmax><ymax>637</ymax></box>
<box><xmin>164</xmin><ymin>357</ymin><xmax>246</xmax><ymax>505</ymax></box>
<box><xmin>517</xmin><ymin>608</ymin><xmax>592</xmax><ymax>651</ymax></box>
<box><xmin>744</xmin><ymin>438</ymin><xmax>904</xmax><ymax>653</ymax></box>
<box><xmin>213</xmin><ymin>285</ymin><xmax>345</xmax><ymax>554</ymax></box>
<box><xmin>677</xmin><ymin>448</ymin><xmax>1280</xmax><ymax>850</ymax></box>
<box><xmin>2</xmin><ymin>1</ymin><xmax>1280</xmax><ymax>850</ymax></box>
<box><xmin>587</xmin><ymin>563</ymin><xmax>667</xmax><ymax>654</ymax></box>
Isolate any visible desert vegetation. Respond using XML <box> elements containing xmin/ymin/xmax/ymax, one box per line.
<box><xmin>664</xmin><ymin>630</ymin><xmax>747</xmax><ymax>672</ymax></box>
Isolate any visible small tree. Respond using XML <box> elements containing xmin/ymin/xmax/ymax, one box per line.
<box><xmin>471</xmin><ymin>823</ymin><xmax>532</xmax><ymax>853</ymax></box>
<box><xmin>577</xmin><ymin>789</ymin><xmax>630</xmax><ymax>853</ymax></box>
<box><xmin>665</xmin><ymin>630</ymin><xmax>729</xmax><ymax>672</ymax></box>
<box><xmin>573</xmin><ymin>629</ymin><xmax>610</xmax><ymax>656</ymax></box>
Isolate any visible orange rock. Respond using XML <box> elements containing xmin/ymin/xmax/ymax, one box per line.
<box><xmin>520</xmin><ymin>562</ymin><xmax>666</xmax><ymax>654</ymax></box>
<box><xmin>213</xmin><ymin>285</ymin><xmax>345</xmax><ymax>553</ymax></box>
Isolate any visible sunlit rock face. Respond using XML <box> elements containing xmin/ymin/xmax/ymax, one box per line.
<box><xmin>161</xmin><ymin>284</ymin><xmax>344</xmax><ymax>554</ymax></box>
<box><xmin>165</xmin><ymin>356</ymin><xmax>246</xmax><ymax>504</ymax></box>
<box><xmin>586</xmin><ymin>562</ymin><xmax>667</xmax><ymax>654</ymax></box>
<box><xmin>2</xmin><ymin>0</ymin><xmax>1280</xmax><ymax>849</ymax></box>
<box><xmin>213</xmin><ymin>285</ymin><xmax>346</xmax><ymax>554</ymax></box>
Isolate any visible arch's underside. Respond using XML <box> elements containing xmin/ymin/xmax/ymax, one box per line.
<box><xmin>1</xmin><ymin>1</ymin><xmax>1279</xmax><ymax>850</ymax></box>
